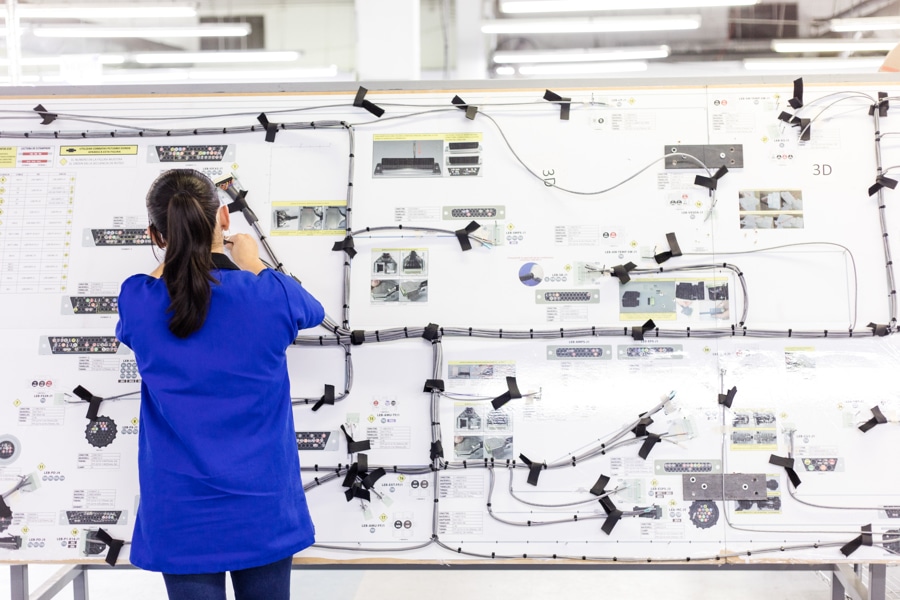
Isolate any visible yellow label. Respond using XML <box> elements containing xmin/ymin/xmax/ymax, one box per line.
<box><xmin>0</xmin><ymin>147</ymin><xmax>16</xmax><ymax>168</ymax></box>
<box><xmin>59</xmin><ymin>145</ymin><xmax>138</xmax><ymax>156</ymax></box>
<box><xmin>373</xmin><ymin>132</ymin><xmax>482</xmax><ymax>142</ymax></box>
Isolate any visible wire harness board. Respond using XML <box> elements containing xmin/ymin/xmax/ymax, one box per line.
<box><xmin>0</xmin><ymin>79</ymin><xmax>899</xmax><ymax>566</ymax></box>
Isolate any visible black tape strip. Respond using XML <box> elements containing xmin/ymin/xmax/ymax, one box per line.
<box><xmin>788</xmin><ymin>78</ymin><xmax>803</xmax><ymax>110</ymax></box>
<box><xmin>311</xmin><ymin>384</ymin><xmax>335</xmax><ymax>412</ymax></box>
<box><xmin>256</xmin><ymin>113</ymin><xmax>278</xmax><ymax>143</ymax></box>
<box><xmin>590</xmin><ymin>475</ymin><xmax>610</xmax><ymax>497</ymax></box>
<box><xmin>666</xmin><ymin>232</ymin><xmax>682</xmax><ymax>257</ymax></box>
<box><xmin>799</xmin><ymin>118</ymin><xmax>811</xmax><ymax>142</ymax></box>
<box><xmin>344</xmin><ymin>488</ymin><xmax>356</xmax><ymax>502</ymax></box>
<box><xmin>423</xmin><ymin>379</ymin><xmax>445</xmax><ymax>393</ymax></box>
<box><xmin>340</xmin><ymin>425</ymin><xmax>371</xmax><ymax>454</ymax></box>
<box><xmin>879</xmin><ymin>92</ymin><xmax>890</xmax><ymax>117</ymax></box>
<box><xmin>694</xmin><ymin>166</ymin><xmax>728</xmax><ymax>191</ymax></box>
<box><xmin>350</xmin><ymin>330</ymin><xmax>366</xmax><ymax>345</ymax></box>
<box><xmin>769</xmin><ymin>454</ymin><xmax>802</xmax><ymax>488</ymax></box>
<box><xmin>631</xmin><ymin>319</ymin><xmax>656</xmax><ymax>341</ymax></box>
<box><xmin>451</xmin><ymin>95</ymin><xmax>478</xmax><ymax>120</ymax></box>
<box><xmin>638</xmin><ymin>434</ymin><xmax>662</xmax><ymax>460</ymax></box>
<box><xmin>422</xmin><ymin>323</ymin><xmax>440</xmax><ymax>341</ymax></box>
<box><xmin>430</xmin><ymin>439</ymin><xmax>444</xmax><ymax>460</ymax></box>
<box><xmin>331</xmin><ymin>235</ymin><xmax>357</xmax><ymax>258</ymax></box>
<box><xmin>868</xmin><ymin>176</ymin><xmax>897</xmax><ymax>196</ymax></box>
<box><xmin>718</xmin><ymin>386</ymin><xmax>737</xmax><ymax>409</ymax></box>
<box><xmin>74</xmin><ymin>386</ymin><xmax>104</xmax><ymax>420</ymax></box>
<box><xmin>354</xmin><ymin>487</ymin><xmax>371</xmax><ymax>501</ymax></box>
<box><xmin>95</xmin><ymin>529</ymin><xmax>124</xmax><ymax>566</ymax></box>
<box><xmin>353</xmin><ymin>86</ymin><xmax>385</xmax><ymax>118</ymax></box>
<box><xmin>632</xmin><ymin>416</ymin><xmax>654</xmax><ymax>437</ymax></box>
<box><xmin>601</xmin><ymin>509</ymin><xmax>623</xmax><ymax>535</ymax></box>
<box><xmin>33</xmin><ymin>104</ymin><xmax>58</xmax><ymax>125</ymax></box>
<box><xmin>342</xmin><ymin>462</ymin><xmax>359</xmax><ymax>488</ymax></box>
<box><xmin>357</xmin><ymin>453</ymin><xmax>369</xmax><ymax>473</ymax></box>
<box><xmin>777</xmin><ymin>111</ymin><xmax>795</xmax><ymax>124</ymax></box>
<box><xmin>611</xmin><ymin>262</ymin><xmax>636</xmax><ymax>284</ymax></box>
<box><xmin>859</xmin><ymin>406</ymin><xmax>888</xmax><ymax>433</ymax></box>
<box><xmin>454</xmin><ymin>221</ymin><xmax>480</xmax><ymax>252</ymax></box>
<box><xmin>840</xmin><ymin>524</ymin><xmax>873</xmax><ymax>557</ymax></box>
<box><xmin>519</xmin><ymin>454</ymin><xmax>544</xmax><ymax>486</ymax></box>
<box><xmin>0</xmin><ymin>495</ymin><xmax>11</xmax><ymax>519</ymax></box>
<box><xmin>543</xmin><ymin>89</ymin><xmax>571</xmax><ymax>121</ymax></box>
<box><xmin>599</xmin><ymin>494</ymin><xmax>616</xmax><ymax>515</ymax></box>
<box><xmin>362</xmin><ymin>467</ymin><xmax>386</xmax><ymax>489</ymax></box>
<box><xmin>867</xmin><ymin>321</ymin><xmax>891</xmax><ymax>336</ymax></box>
<box><xmin>491</xmin><ymin>376</ymin><xmax>522</xmax><ymax>409</ymax></box>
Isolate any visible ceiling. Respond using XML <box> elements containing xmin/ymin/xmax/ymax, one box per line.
<box><xmin>2</xmin><ymin>0</ymin><xmax>900</xmax><ymax>85</ymax></box>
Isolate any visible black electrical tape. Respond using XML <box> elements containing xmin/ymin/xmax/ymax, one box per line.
<box><xmin>611</xmin><ymin>262</ymin><xmax>636</xmax><ymax>284</ymax></box>
<box><xmin>632</xmin><ymin>415</ymin><xmax>654</xmax><ymax>437</ymax></box>
<box><xmin>631</xmin><ymin>319</ymin><xmax>656</xmax><ymax>341</ymax></box>
<box><xmin>858</xmin><ymin>406</ymin><xmax>888</xmax><ymax>433</ymax></box>
<box><xmin>718</xmin><ymin>386</ymin><xmax>737</xmax><ymax>408</ymax></box>
<box><xmin>343</xmin><ymin>488</ymin><xmax>355</xmax><ymax>502</ymax></box>
<box><xmin>694</xmin><ymin>165</ymin><xmax>728</xmax><ymax>191</ymax></box>
<box><xmin>788</xmin><ymin>77</ymin><xmax>803</xmax><ymax>110</ymax></box>
<box><xmin>423</xmin><ymin>379</ymin><xmax>445</xmax><ymax>392</ymax></box>
<box><xmin>350</xmin><ymin>330</ymin><xmax>366</xmax><ymax>346</ymax></box>
<box><xmin>519</xmin><ymin>454</ymin><xmax>544</xmax><ymax>486</ymax></box>
<box><xmin>867</xmin><ymin>321</ymin><xmax>891</xmax><ymax>336</ymax></box>
<box><xmin>454</xmin><ymin>221</ymin><xmax>480</xmax><ymax>252</ymax></box>
<box><xmin>256</xmin><ymin>113</ymin><xmax>278</xmax><ymax>143</ymax></box>
<box><xmin>590</xmin><ymin>474</ymin><xmax>610</xmax><ymax>497</ymax></box>
<box><xmin>769</xmin><ymin>454</ymin><xmax>802</xmax><ymax>488</ymax></box>
<box><xmin>74</xmin><ymin>385</ymin><xmax>104</xmax><ymax>420</ymax></box>
<box><xmin>840</xmin><ymin>524</ymin><xmax>873</xmax><ymax>557</ymax></box>
<box><xmin>95</xmin><ymin>528</ymin><xmax>124</xmax><ymax>566</ymax></box>
<box><xmin>799</xmin><ymin>118</ymin><xmax>811</xmax><ymax>142</ymax></box>
<box><xmin>353</xmin><ymin>86</ymin><xmax>385</xmax><ymax>118</ymax></box>
<box><xmin>638</xmin><ymin>433</ymin><xmax>662</xmax><ymax>459</ymax></box>
<box><xmin>451</xmin><ymin>95</ymin><xmax>478</xmax><ymax>120</ymax></box>
<box><xmin>362</xmin><ymin>467</ymin><xmax>386</xmax><ymax>489</ymax></box>
<box><xmin>422</xmin><ymin>323</ymin><xmax>440</xmax><ymax>341</ymax></box>
<box><xmin>599</xmin><ymin>495</ymin><xmax>616</xmax><ymax>515</ymax></box>
<box><xmin>331</xmin><ymin>235</ymin><xmax>357</xmax><ymax>258</ymax></box>
<box><xmin>0</xmin><ymin>496</ymin><xmax>11</xmax><ymax>519</ymax></box>
<box><xmin>601</xmin><ymin>509</ymin><xmax>623</xmax><ymax>535</ymax></box>
<box><xmin>341</xmin><ymin>462</ymin><xmax>359</xmax><ymax>488</ymax></box>
<box><xmin>543</xmin><ymin>89</ymin><xmax>571</xmax><ymax>121</ymax></box>
<box><xmin>653</xmin><ymin>232</ymin><xmax>682</xmax><ymax>264</ymax></box>
<box><xmin>226</xmin><ymin>190</ymin><xmax>259</xmax><ymax>225</ymax></box>
<box><xmin>340</xmin><ymin>425</ymin><xmax>371</xmax><ymax>454</ymax></box>
<box><xmin>311</xmin><ymin>384</ymin><xmax>335</xmax><ymax>412</ymax></box>
<box><xmin>33</xmin><ymin>104</ymin><xmax>58</xmax><ymax>125</ymax></box>
<box><xmin>777</xmin><ymin>111</ymin><xmax>795</xmax><ymax>124</ymax></box>
<box><xmin>868</xmin><ymin>176</ymin><xmax>898</xmax><ymax>196</ymax></box>
<box><xmin>879</xmin><ymin>92</ymin><xmax>890</xmax><ymax>117</ymax></box>
<box><xmin>357</xmin><ymin>453</ymin><xmax>368</xmax><ymax>473</ymax></box>
<box><xmin>430</xmin><ymin>439</ymin><xmax>444</xmax><ymax>460</ymax></box>
<box><xmin>491</xmin><ymin>376</ymin><xmax>522</xmax><ymax>409</ymax></box>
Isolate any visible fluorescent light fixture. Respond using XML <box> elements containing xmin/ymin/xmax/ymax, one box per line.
<box><xmin>482</xmin><ymin>15</ymin><xmax>701</xmax><ymax>33</ymax></box>
<box><xmin>494</xmin><ymin>45</ymin><xmax>669</xmax><ymax>63</ymax></box>
<box><xmin>518</xmin><ymin>60</ymin><xmax>648</xmax><ymax>75</ymax></box>
<box><xmin>32</xmin><ymin>24</ymin><xmax>251</xmax><ymax>39</ymax></box>
<box><xmin>134</xmin><ymin>51</ymin><xmax>300</xmax><ymax>65</ymax></box>
<box><xmin>495</xmin><ymin>66</ymin><xmax>517</xmax><ymax>75</ymax></box>
<box><xmin>772</xmin><ymin>39</ymin><xmax>899</xmax><ymax>53</ymax></box>
<box><xmin>830</xmin><ymin>17</ymin><xmax>900</xmax><ymax>32</ymax></box>
<box><xmin>501</xmin><ymin>0</ymin><xmax>756</xmax><ymax>12</ymax></box>
<box><xmin>187</xmin><ymin>66</ymin><xmax>339</xmax><ymax>80</ymax></box>
<box><xmin>17</xmin><ymin>5</ymin><xmax>197</xmax><ymax>19</ymax></box>
<box><xmin>0</xmin><ymin>54</ymin><xmax>126</xmax><ymax>66</ymax></box>
<box><xmin>743</xmin><ymin>57</ymin><xmax>883</xmax><ymax>71</ymax></box>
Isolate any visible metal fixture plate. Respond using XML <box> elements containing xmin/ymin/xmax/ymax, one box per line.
<box><xmin>682</xmin><ymin>473</ymin><xmax>767</xmax><ymax>501</ymax></box>
<box><xmin>665</xmin><ymin>144</ymin><xmax>744</xmax><ymax>169</ymax></box>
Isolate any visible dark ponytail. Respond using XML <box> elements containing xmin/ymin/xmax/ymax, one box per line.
<box><xmin>146</xmin><ymin>169</ymin><xmax>220</xmax><ymax>338</ymax></box>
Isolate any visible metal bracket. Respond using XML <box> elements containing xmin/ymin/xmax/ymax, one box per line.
<box><xmin>682</xmin><ymin>473</ymin><xmax>767</xmax><ymax>500</ymax></box>
<box><xmin>665</xmin><ymin>144</ymin><xmax>744</xmax><ymax>169</ymax></box>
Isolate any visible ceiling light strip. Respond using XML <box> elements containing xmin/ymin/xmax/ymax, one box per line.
<box><xmin>482</xmin><ymin>15</ymin><xmax>701</xmax><ymax>34</ymax></box>
<box><xmin>500</xmin><ymin>0</ymin><xmax>756</xmax><ymax>12</ymax></box>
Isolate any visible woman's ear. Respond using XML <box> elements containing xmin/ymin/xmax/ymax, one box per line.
<box><xmin>147</xmin><ymin>223</ymin><xmax>166</xmax><ymax>249</ymax></box>
<box><xmin>217</xmin><ymin>204</ymin><xmax>231</xmax><ymax>231</ymax></box>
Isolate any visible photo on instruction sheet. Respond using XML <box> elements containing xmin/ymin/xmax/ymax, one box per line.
<box><xmin>371</xmin><ymin>248</ymin><xmax>428</xmax><ymax>302</ymax></box>
<box><xmin>739</xmin><ymin>189</ymin><xmax>804</xmax><ymax>229</ymax></box>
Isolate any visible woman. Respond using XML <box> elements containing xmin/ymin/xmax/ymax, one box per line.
<box><xmin>116</xmin><ymin>169</ymin><xmax>324</xmax><ymax>600</ymax></box>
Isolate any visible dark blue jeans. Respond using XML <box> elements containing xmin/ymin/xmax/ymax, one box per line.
<box><xmin>162</xmin><ymin>556</ymin><xmax>292</xmax><ymax>600</ymax></box>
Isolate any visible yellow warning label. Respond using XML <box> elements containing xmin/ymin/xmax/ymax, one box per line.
<box><xmin>59</xmin><ymin>146</ymin><xmax>138</xmax><ymax>156</ymax></box>
<box><xmin>0</xmin><ymin>147</ymin><xmax>16</xmax><ymax>168</ymax></box>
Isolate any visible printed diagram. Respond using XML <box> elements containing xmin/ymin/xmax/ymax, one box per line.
<box><xmin>620</xmin><ymin>278</ymin><xmax>730</xmax><ymax>322</ymax></box>
<box><xmin>372</xmin><ymin>134</ymin><xmax>483</xmax><ymax>178</ymax></box>
<box><xmin>453</xmin><ymin>404</ymin><xmax>513</xmax><ymax>460</ymax></box>
<box><xmin>371</xmin><ymin>248</ymin><xmax>428</xmax><ymax>302</ymax></box>
<box><xmin>270</xmin><ymin>202</ymin><xmax>347</xmax><ymax>235</ymax></box>
<box><xmin>739</xmin><ymin>189</ymin><xmax>804</xmax><ymax>229</ymax></box>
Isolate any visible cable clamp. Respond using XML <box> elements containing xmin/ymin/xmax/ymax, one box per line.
<box><xmin>353</xmin><ymin>86</ymin><xmax>385</xmax><ymax>118</ymax></box>
<box><xmin>33</xmin><ymin>104</ymin><xmax>58</xmax><ymax>125</ymax></box>
<box><xmin>718</xmin><ymin>386</ymin><xmax>737</xmax><ymax>409</ymax></box>
<box><xmin>867</xmin><ymin>321</ymin><xmax>891</xmax><ymax>337</ymax></box>
<box><xmin>72</xmin><ymin>385</ymin><xmax>104</xmax><ymax>421</ymax></box>
<box><xmin>454</xmin><ymin>221</ymin><xmax>480</xmax><ymax>252</ymax></box>
<box><xmin>492</xmin><ymin>376</ymin><xmax>522</xmax><ymax>409</ymax></box>
<box><xmin>331</xmin><ymin>235</ymin><xmax>357</xmax><ymax>258</ymax></box>
<box><xmin>451</xmin><ymin>95</ymin><xmax>478</xmax><ymax>120</ymax></box>
<box><xmin>256</xmin><ymin>113</ymin><xmax>279</xmax><ymax>143</ymax></box>
<box><xmin>543</xmin><ymin>89</ymin><xmax>571</xmax><ymax>120</ymax></box>
<box><xmin>631</xmin><ymin>319</ymin><xmax>656</xmax><ymax>341</ymax></box>
<box><xmin>653</xmin><ymin>232</ymin><xmax>683</xmax><ymax>264</ymax></box>
<box><xmin>840</xmin><ymin>524</ymin><xmax>873</xmax><ymax>557</ymax></box>
<box><xmin>611</xmin><ymin>261</ymin><xmax>637</xmax><ymax>284</ymax></box>
<box><xmin>768</xmin><ymin>454</ymin><xmax>802</xmax><ymax>488</ymax></box>
<box><xmin>312</xmin><ymin>384</ymin><xmax>335</xmax><ymax>412</ymax></box>
<box><xmin>423</xmin><ymin>379</ymin><xmax>445</xmax><ymax>393</ymax></box>
<box><xmin>868</xmin><ymin>176</ymin><xmax>897</xmax><ymax>196</ymax></box>
<box><xmin>858</xmin><ymin>406</ymin><xmax>888</xmax><ymax>433</ymax></box>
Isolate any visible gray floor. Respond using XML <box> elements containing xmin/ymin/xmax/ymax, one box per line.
<box><xmin>2</xmin><ymin>563</ymin><xmax>844</xmax><ymax>599</ymax></box>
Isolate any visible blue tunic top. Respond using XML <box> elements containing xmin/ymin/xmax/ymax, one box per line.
<box><xmin>115</xmin><ymin>255</ymin><xmax>325</xmax><ymax>574</ymax></box>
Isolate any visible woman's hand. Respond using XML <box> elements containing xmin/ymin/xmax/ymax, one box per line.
<box><xmin>224</xmin><ymin>233</ymin><xmax>267</xmax><ymax>275</ymax></box>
